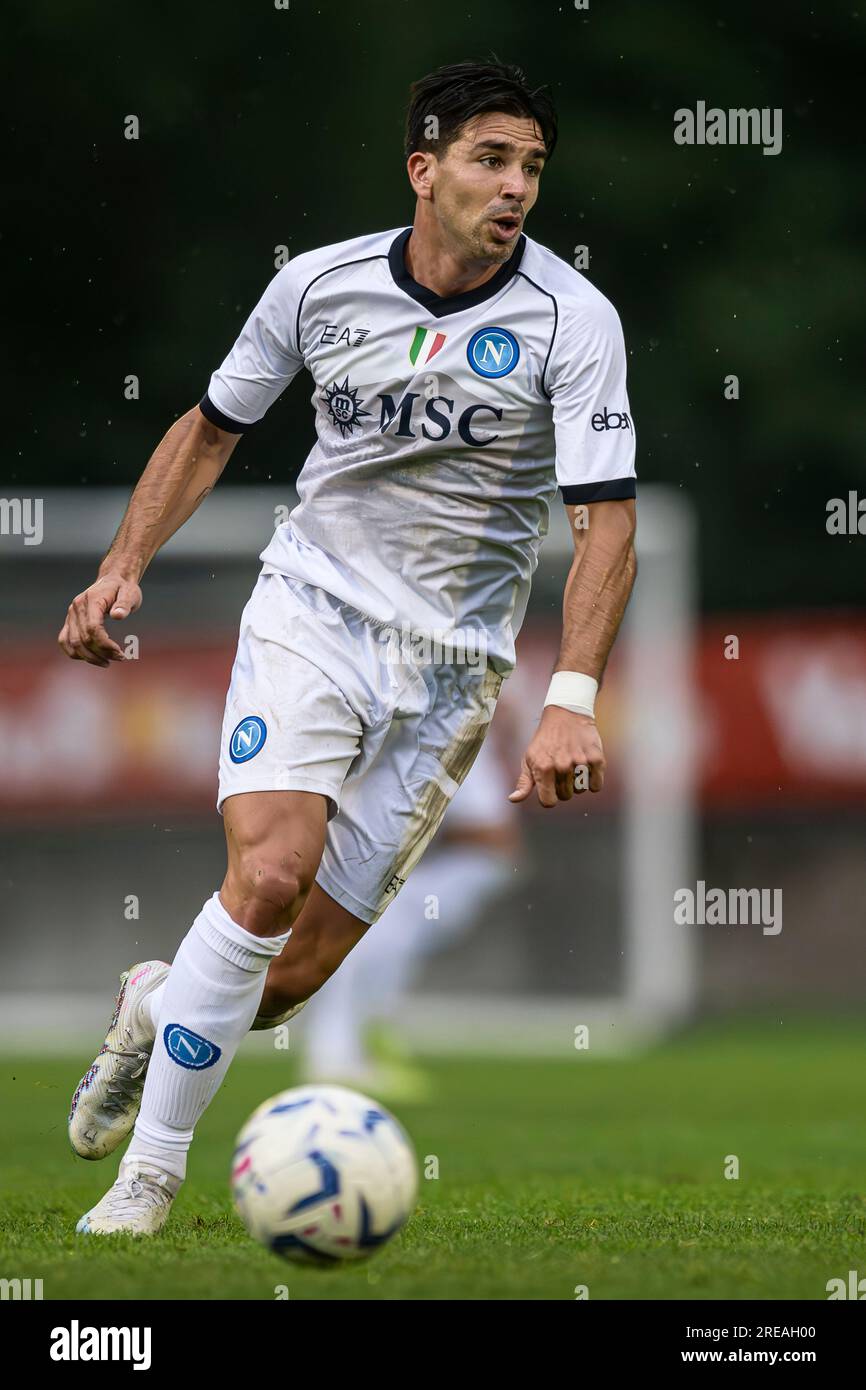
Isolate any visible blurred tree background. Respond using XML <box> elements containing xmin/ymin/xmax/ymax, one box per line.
<box><xmin>4</xmin><ymin>0</ymin><xmax>863</xmax><ymax>609</ymax></box>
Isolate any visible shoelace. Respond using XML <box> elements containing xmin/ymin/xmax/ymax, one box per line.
<box><xmin>102</xmin><ymin>1171</ymin><xmax>170</xmax><ymax>1218</ymax></box>
<box><xmin>102</xmin><ymin>1028</ymin><xmax>150</xmax><ymax>1116</ymax></box>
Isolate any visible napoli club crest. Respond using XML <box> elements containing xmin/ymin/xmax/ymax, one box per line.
<box><xmin>229</xmin><ymin>715</ymin><xmax>267</xmax><ymax>763</ymax></box>
<box><xmin>466</xmin><ymin>327</ymin><xmax>520</xmax><ymax>379</ymax></box>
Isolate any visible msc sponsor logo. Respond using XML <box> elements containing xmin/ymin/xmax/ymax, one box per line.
<box><xmin>229</xmin><ymin>715</ymin><xmax>267</xmax><ymax>763</ymax></box>
<box><xmin>164</xmin><ymin>1024</ymin><xmax>222</xmax><ymax>1071</ymax></box>
<box><xmin>319</xmin><ymin>368</ymin><xmax>511</xmax><ymax>447</ymax></box>
<box><xmin>320</xmin><ymin>377</ymin><xmax>372</xmax><ymax>438</ymax></box>
<box><xmin>591</xmin><ymin>407</ymin><xmax>633</xmax><ymax>433</ymax></box>
<box><xmin>378</xmin><ymin>391</ymin><xmax>502</xmax><ymax>447</ymax></box>
<box><xmin>466</xmin><ymin>327</ymin><xmax>520</xmax><ymax>378</ymax></box>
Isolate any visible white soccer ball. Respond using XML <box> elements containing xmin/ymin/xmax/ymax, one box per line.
<box><xmin>230</xmin><ymin>1084</ymin><xmax>418</xmax><ymax>1263</ymax></box>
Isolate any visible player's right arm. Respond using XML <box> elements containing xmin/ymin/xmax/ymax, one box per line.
<box><xmin>60</xmin><ymin>258</ymin><xmax>307</xmax><ymax>667</ymax></box>
<box><xmin>57</xmin><ymin>406</ymin><xmax>241</xmax><ymax>667</ymax></box>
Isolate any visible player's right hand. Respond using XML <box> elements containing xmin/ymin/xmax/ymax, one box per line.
<box><xmin>57</xmin><ymin>572</ymin><xmax>142</xmax><ymax>667</ymax></box>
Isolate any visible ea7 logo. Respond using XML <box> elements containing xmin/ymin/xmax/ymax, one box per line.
<box><xmin>826</xmin><ymin>1269</ymin><xmax>866</xmax><ymax>1299</ymax></box>
<box><xmin>164</xmin><ymin>1024</ymin><xmax>222</xmax><ymax>1070</ymax></box>
<box><xmin>319</xmin><ymin>324</ymin><xmax>371</xmax><ymax>347</ymax></box>
<box><xmin>591</xmin><ymin>407</ymin><xmax>632</xmax><ymax>433</ymax></box>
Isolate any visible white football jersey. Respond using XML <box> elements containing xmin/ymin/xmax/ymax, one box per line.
<box><xmin>202</xmin><ymin>226</ymin><xmax>636</xmax><ymax>675</ymax></box>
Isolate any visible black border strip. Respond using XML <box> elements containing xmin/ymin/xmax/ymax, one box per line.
<box><xmin>198</xmin><ymin>393</ymin><xmax>254</xmax><ymax>434</ymax></box>
<box><xmin>561</xmin><ymin>477</ymin><xmax>637</xmax><ymax>503</ymax></box>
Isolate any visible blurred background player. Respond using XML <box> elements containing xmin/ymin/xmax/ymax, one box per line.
<box><xmin>302</xmin><ymin>728</ymin><xmax>523</xmax><ymax>1099</ymax></box>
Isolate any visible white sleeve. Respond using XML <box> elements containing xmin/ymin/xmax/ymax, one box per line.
<box><xmin>547</xmin><ymin>292</ymin><xmax>636</xmax><ymax>502</ymax></box>
<box><xmin>200</xmin><ymin>262</ymin><xmax>305</xmax><ymax>431</ymax></box>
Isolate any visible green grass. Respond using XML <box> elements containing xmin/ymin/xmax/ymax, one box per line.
<box><xmin>1</xmin><ymin>1014</ymin><xmax>865</xmax><ymax>1299</ymax></box>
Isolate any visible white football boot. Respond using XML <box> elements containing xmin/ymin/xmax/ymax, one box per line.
<box><xmin>76</xmin><ymin>1154</ymin><xmax>181</xmax><ymax>1236</ymax></box>
<box><xmin>68</xmin><ymin>961</ymin><xmax>169</xmax><ymax>1161</ymax></box>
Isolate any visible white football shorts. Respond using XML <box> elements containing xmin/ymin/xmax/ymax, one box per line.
<box><xmin>217</xmin><ymin>568</ymin><xmax>503</xmax><ymax>924</ymax></box>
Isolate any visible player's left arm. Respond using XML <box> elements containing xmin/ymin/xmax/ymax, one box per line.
<box><xmin>509</xmin><ymin>498</ymin><xmax>636</xmax><ymax>807</ymax></box>
<box><xmin>510</xmin><ymin>287</ymin><xmax>637</xmax><ymax>809</ymax></box>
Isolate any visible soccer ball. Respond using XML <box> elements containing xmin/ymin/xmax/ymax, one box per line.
<box><xmin>230</xmin><ymin>1084</ymin><xmax>418</xmax><ymax>1263</ymax></box>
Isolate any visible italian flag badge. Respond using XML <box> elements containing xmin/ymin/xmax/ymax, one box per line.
<box><xmin>409</xmin><ymin>326</ymin><xmax>447</xmax><ymax>366</ymax></box>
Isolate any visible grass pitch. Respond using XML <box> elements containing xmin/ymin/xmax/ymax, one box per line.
<box><xmin>1</xmin><ymin>1014</ymin><xmax>864</xmax><ymax>1300</ymax></box>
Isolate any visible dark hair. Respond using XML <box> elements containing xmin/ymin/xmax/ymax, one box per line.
<box><xmin>404</xmin><ymin>58</ymin><xmax>558</xmax><ymax>163</ymax></box>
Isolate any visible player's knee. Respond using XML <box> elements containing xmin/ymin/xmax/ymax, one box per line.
<box><xmin>230</xmin><ymin>854</ymin><xmax>315</xmax><ymax>936</ymax></box>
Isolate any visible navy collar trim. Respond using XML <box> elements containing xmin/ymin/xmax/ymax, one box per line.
<box><xmin>387</xmin><ymin>227</ymin><xmax>526</xmax><ymax>318</ymax></box>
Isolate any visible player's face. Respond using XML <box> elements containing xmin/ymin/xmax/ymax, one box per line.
<box><xmin>433</xmin><ymin>112</ymin><xmax>547</xmax><ymax>264</ymax></box>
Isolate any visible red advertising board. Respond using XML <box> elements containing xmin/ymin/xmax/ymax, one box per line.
<box><xmin>2</xmin><ymin>614</ymin><xmax>864</xmax><ymax>820</ymax></box>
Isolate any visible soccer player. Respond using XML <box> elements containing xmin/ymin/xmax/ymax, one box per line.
<box><xmin>59</xmin><ymin>58</ymin><xmax>637</xmax><ymax>1235</ymax></box>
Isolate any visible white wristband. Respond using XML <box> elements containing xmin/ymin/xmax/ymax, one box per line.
<box><xmin>543</xmin><ymin>671</ymin><xmax>598</xmax><ymax>718</ymax></box>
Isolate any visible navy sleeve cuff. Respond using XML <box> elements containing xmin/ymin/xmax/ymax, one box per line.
<box><xmin>560</xmin><ymin>477</ymin><xmax>637</xmax><ymax>504</ymax></box>
<box><xmin>199</xmin><ymin>393</ymin><xmax>255</xmax><ymax>434</ymax></box>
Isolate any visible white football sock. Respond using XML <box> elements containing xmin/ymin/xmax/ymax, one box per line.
<box><xmin>141</xmin><ymin>980</ymin><xmax>166</xmax><ymax>1036</ymax></box>
<box><xmin>128</xmin><ymin>892</ymin><xmax>290</xmax><ymax>1180</ymax></box>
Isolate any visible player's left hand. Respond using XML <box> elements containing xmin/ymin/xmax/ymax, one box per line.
<box><xmin>508</xmin><ymin>705</ymin><xmax>605</xmax><ymax>807</ymax></box>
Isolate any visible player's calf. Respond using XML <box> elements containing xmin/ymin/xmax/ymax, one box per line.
<box><xmin>254</xmin><ymin>882</ymin><xmax>369</xmax><ymax>1027</ymax></box>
